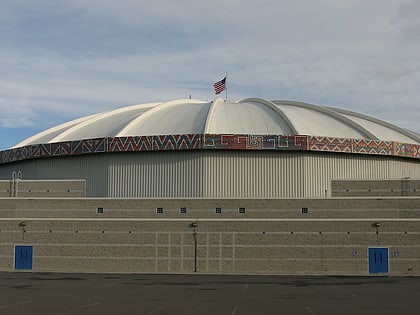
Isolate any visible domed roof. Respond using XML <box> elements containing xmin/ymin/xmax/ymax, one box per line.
<box><xmin>14</xmin><ymin>98</ymin><xmax>420</xmax><ymax>148</ymax></box>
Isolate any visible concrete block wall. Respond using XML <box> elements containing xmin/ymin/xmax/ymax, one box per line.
<box><xmin>0</xmin><ymin>180</ymin><xmax>86</xmax><ymax>198</ymax></box>
<box><xmin>332</xmin><ymin>179</ymin><xmax>420</xmax><ymax>197</ymax></box>
<box><xmin>0</xmin><ymin>197</ymin><xmax>419</xmax><ymax>275</ymax></box>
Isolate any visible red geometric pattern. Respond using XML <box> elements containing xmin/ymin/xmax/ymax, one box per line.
<box><xmin>352</xmin><ymin>139</ymin><xmax>393</xmax><ymax>156</ymax></box>
<box><xmin>108</xmin><ymin>136</ymin><xmax>153</xmax><ymax>152</ymax></box>
<box><xmin>71</xmin><ymin>138</ymin><xmax>107</xmax><ymax>155</ymax></box>
<box><xmin>393</xmin><ymin>142</ymin><xmax>420</xmax><ymax>159</ymax></box>
<box><xmin>309</xmin><ymin>136</ymin><xmax>352</xmax><ymax>153</ymax></box>
<box><xmin>203</xmin><ymin>135</ymin><xmax>307</xmax><ymax>150</ymax></box>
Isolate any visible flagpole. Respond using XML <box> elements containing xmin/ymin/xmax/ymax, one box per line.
<box><xmin>225</xmin><ymin>72</ymin><xmax>228</xmax><ymax>101</ymax></box>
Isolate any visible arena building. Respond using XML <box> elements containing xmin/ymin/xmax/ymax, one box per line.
<box><xmin>0</xmin><ymin>98</ymin><xmax>419</xmax><ymax>275</ymax></box>
<box><xmin>0</xmin><ymin>98</ymin><xmax>419</xmax><ymax>198</ymax></box>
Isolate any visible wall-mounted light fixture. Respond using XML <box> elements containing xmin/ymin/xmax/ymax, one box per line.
<box><xmin>372</xmin><ymin>222</ymin><xmax>381</xmax><ymax>241</ymax></box>
<box><xmin>18</xmin><ymin>221</ymin><xmax>26</xmax><ymax>239</ymax></box>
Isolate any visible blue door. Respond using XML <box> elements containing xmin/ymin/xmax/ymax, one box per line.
<box><xmin>368</xmin><ymin>248</ymin><xmax>388</xmax><ymax>274</ymax></box>
<box><xmin>15</xmin><ymin>246</ymin><xmax>33</xmax><ymax>270</ymax></box>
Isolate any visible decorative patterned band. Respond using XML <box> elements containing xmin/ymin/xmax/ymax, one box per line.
<box><xmin>1</xmin><ymin>134</ymin><xmax>419</xmax><ymax>164</ymax></box>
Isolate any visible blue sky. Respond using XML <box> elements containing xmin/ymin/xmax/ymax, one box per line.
<box><xmin>1</xmin><ymin>0</ymin><xmax>419</xmax><ymax>150</ymax></box>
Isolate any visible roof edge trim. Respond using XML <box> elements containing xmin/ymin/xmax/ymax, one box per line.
<box><xmin>2</xmin><ymin>134</ymin><xmax>419</xmax><ymax>165</ymax></box>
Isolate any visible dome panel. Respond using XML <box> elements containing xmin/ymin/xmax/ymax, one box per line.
<box><xmin>51</xmin><ymin>103</ymin><xmax>157</xmax><ymax>142</ymax></box>
<box><xmin>340</xmin><ymin>113</ymin><xmax>417</xmax><ymax>143</ymax></box>
<box><xmin>279</xmin><ymin>105</ymin><xmax>366</xmax><ymax>139</ymax></box>
<box><xmin>13</xmin><ymin>114</ymin><xmax>98</xmax><ymax>148</ymax></box>
<box><xmin>206</xmin><ymin>99</ymin><xmax>294</xmax><ymax>134</ymax></box>
<box><xmin>11</xmin><ymin>98</ymin><xmax>420</xmax><ymax>148</ymax></box>
<box><xmin>118</xmin><ymin>100</ymin><xmax>209</xmax><ymax>136</ymax></box>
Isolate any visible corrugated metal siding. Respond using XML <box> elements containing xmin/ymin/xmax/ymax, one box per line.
<box><xmin>303</xmin><ymin>153</ymin><xmax>391</xmax><ymax>197</ymax></box>
<box><xmin>304</xmin><ymin>153</ymin><xmax>420</xmax><ymax>197</ymax></box>
<box><xmin>35</xmin><ymin>155</ymin><xmax>109</xmax><ymax>196</ymax></box>
<box><xmin>107</xmin><ymin>151</ymin><xmax>204</xmax><ymax>198</ymax></box>
<box><xmin>1</xmin><ymin>151</ymin><xmax>419</xmax><ymax>198</ymax></box>
<box><xmin>388</xmin><ymin>157</ymin><xmax>420</xmax><ymax>178</ymax></box>
<box><xmin>107</xmin><ymin>151</ymin><xmax>419</xmax><ymax>198</ymax></box>
<box><xmin>0</xmin><ymin>161</ymin><xmax>39</xmax><ymax>180</ymax></box>
<box><xmin>107</xmin><ymin>150</ymin><xmax>308</xmax><ymax>198</ymax></box>
<box><xmin>0</xmin><ymin>155</ymin><xmax>109</xmax><ymax>196</ymax></box>
<box><xmin>202</xmin><ymin>151</ymin><xmax>305</xmax><ymax>198</ymax></box>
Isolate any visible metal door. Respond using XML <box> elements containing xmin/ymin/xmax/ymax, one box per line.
<box><xmin>14</xmin><ymin>246</ymin><xmax>33</xmax><ymax>270</ymax></box>
<box><xmin>368</xmin><ymin>248</ymin><xmax>388</xmax><ymax>274</ymax></box>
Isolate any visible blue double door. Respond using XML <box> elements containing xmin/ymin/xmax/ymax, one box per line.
<box><xmin>368</xmin><ymin>248</ymin><xmax>388</xmax><ymax>274</ymax></box>
<box><xmin>15</xmin><ymin>246</ymin><xmax>33</xmax><ymax>270</ymax></box>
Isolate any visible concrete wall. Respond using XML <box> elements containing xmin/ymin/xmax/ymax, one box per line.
<box><xmin>0</xmin><ymin>197</ymin><xmax>419</xmax><ymax>275</ymax></box>
<box><xmin>332</xmin><ymin>179</ymin><xmax>420</xmax><ymax>197</ymax></box>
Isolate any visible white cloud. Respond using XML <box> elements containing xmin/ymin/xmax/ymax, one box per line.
<box><xmin>0</xmin><ymin>0</ymin><xmax>419</xmax><ymax>150</ymax></box>
<box><xmin>392</xmin><ymin>0</ymin><xmax>420</xmax><ymax>40</ymax></box>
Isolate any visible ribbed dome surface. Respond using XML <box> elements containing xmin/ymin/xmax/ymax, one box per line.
<box><xmin>14</xmin><ymin>98</ymin><xmax>420</xmax><ymax>148</ymax></box>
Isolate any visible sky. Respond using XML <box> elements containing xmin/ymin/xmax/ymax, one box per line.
<box><xmin>0</xmin><ymin>0</ymin><xmax>419</xmax><ymax>150</ymax></box>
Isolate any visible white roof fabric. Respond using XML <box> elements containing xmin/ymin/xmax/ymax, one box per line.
<box><xmin>14</xmin><ymin>98</ymin><xmax>420</xmax><ymax>148</ymax></box>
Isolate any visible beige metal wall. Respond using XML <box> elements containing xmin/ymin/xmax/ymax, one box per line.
<box><xmin>107</xmin><ymin>152</ymin><xmax>204</xmax><ymax>198</ymax></box>
<box><xmin>107</xmin><ymin>151</ymin><xmax>420</xmax><ymax>198</ymax></box>
<box><xmin>0</xmin><ymin>155</ymin><xmax>109</xmax><ymax>197</ymax></box>
<box><xmin>0</xmin><ymin>151</ymin><xmax>419</xmax><ymax>198</ymax></box>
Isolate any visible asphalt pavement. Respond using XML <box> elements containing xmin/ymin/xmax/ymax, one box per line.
<box><xmin>0</xmin><ymin>272</ymin><xmax>419</xmax><ymax>315</ymax></box>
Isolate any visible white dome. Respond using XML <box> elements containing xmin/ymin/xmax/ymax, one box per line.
<box><xmin>14</xmin><ymin>98</ymin><xmax>420</xmax><ymax>148</ymax></box>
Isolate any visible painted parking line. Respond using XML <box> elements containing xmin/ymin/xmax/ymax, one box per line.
<box><xmin>232</xmin><ymin>305</ymin><xmax>239</xmax><ymax>315</ymax></box>
<box><xmin>241</xmin><ymin>283</ymin><xmax>248</xmax><ymax>295</ymax></box>
<box><xmin>333</xmin><ymin>285</ymin><xmax>358</xmax><ymax>298</ymax></box>
<box><xmin>148</xmin><ymin>306</ymin><xmax>164</xmax><ymax>314</ymax></box>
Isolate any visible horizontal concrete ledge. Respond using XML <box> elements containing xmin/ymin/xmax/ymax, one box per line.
<box><xmin>1</xmin><ymin>218</ymin><xmax>420</xmax><ymax>222</ymax></box>
<box><xmin>2</xmin><ymin>197</ymin><xmax>420</xmax><ymax>201</ymax></box>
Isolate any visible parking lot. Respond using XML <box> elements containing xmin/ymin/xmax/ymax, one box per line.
<box><xmin>0</xmin><ymin>272</ymin><xmax>419</xmax><ymax>315</ymax></box>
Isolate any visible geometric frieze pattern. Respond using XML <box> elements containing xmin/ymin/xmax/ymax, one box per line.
<box><xmin>393</xmin><ymin>142</ymin><xmax>420</xmax><ymax>159</ymax></box>
<box><xmin>308</xmin><ymin>136</ymin><xmax>353</xmax><ymax>153</ymax></box>
<box><xmin>1</xmin><ymin>134</ymin><xmax>419</xmax><ymax>164</ymax></box>
<box><xmin>351</xmin><ymin>139</ymin><xmax>394</xmax><ymax>156</ymax></box>
<box><xmin>203</xmin><ymin>134</ymin><xmax>308</xmax><ymax>150</ymax></box>
<box><xmin>108</xmin><ymin>134</ymin><xmax>202</xmax><ymax>152</ymax></box>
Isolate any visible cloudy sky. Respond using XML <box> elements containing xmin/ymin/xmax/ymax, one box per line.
<box><xmin>0</xmin><ymin>0</ymin><xmax>419</xmax><ymax>150</ymax></box>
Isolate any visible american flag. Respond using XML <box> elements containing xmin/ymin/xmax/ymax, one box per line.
<box><xmin>213</xmin><ymin>77</ymin><xmax>226</xmax><ymax>95</ymax></box>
